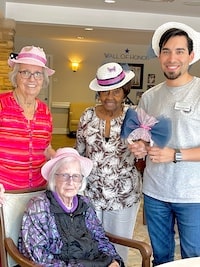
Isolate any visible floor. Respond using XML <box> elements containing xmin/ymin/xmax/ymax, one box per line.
<box><xmin>52</xmin><ymin>134</ymin><xmax>76</xmax><ymax>150</ymax></box>
<box><xmin>51</xmin><ymin>134</ymin><xmax>181</xmax><ymax>267</ymax></box>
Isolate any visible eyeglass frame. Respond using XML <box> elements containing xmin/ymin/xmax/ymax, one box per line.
<box><xmin>18</xmin><ymin>70</ymin><xmax>44</xmax><ymax>80</ymax></box>
<box><xmin>55</xmin><ymin>173</ymin><xmax>83</xmax><ymax>183</ymax></box>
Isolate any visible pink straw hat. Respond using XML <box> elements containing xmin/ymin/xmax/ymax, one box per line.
<box><xmin>8</xmin><ymin>46</ymin><xmax>55</xmax><ymax>76</ymax></box>
<box><xmin>89</xmin><ymin>62</ymin><xmax>135</xmax><ymax>91</ymax></box>
<box><xmin>41</xmin><ymin>147</ymin><xmax>93</xmax><ymax>180</ymax></box>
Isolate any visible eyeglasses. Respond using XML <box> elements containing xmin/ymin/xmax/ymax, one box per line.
<box><xmin>18</xmin><ymin>70</ymin><xmax>44</xmax><ymax>80</ymax></box>
<box><xmin>100</xmin><ymin>88</ymin><xmax>122</xmax><ymax>96</ymax></box>
<box><xmin>55</xmin><ymin>173</ymin><xmax>82</xmax><ymax>183</ymax></box>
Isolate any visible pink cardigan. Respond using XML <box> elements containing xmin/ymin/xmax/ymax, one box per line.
<box><xmin>0</xmin><ymin>92</ymin><xmax>52</xmax><ymax>189</ymax></box>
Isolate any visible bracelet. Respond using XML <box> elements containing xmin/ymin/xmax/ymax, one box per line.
<box><xmin>173</xmin><ymin>148</ymin><xmax>182</xmax><ymax>163</ymax></box>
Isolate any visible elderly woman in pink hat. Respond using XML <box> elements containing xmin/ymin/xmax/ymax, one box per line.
<box><xmin>75</xmin><ymin>62</ymin><xmax>142</xmax><ymax>263</ymax></box>
<box><xmin>18</xmin><ymin>147</ymin><xmax>124</xmax><ymax>267</ymax></box>
<box><xmin>0</xmin><ymin>46</ymin><xmax>55</xmax><ymax>200</ymax></box>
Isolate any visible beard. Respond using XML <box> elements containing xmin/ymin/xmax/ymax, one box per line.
<box><xmin>164</xmin><ymin>71</ymin><xmax>181</xmax><ymax>80</ymax></box>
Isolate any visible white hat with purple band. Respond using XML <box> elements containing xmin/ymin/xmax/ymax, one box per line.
<box><xmin>89</xmin><ymin>62</ymin><xmax>135</xmax><ymax>91</ymax></box>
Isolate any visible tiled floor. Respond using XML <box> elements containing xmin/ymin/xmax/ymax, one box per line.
<box><xmin>127</xmin><ymin>201</ymin><xmax>151</xmax><ymax>267</ymax></box>
<box><xmin>52</xmin><ymin>134</ymin><xmax>181</xmax><ymax>267</ymax></box>
<box><xmin>128</xmin><ymin>202</ymin><xmax>181</xmax><ymax>267</ymax></box>
<box><xmin>52</xmin><ymin>134</ymin><xmax>76</xmax><ymax>150</ymax></box>
<box><xmin>127</xmin><ymin>203</ymin><xmax>181</xmax><ymax>267</ymax></box>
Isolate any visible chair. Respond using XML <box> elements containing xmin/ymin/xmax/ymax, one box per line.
<box><xmin>134</xmin><ymin>158</ymin><xmax>147</xmax><ymax>225</ymax></box>
<box><xmin>0</xmin><ymin>188</ymin><xmax>152</xmax><ymax>267</ymax></box>
<box><xmin>68</xmin><ymin>102</ymin><xmax>94</xmax><ymax>134</ymax></box>
<box><xmin>0</xmin><ymin>187</ymin><xmax>45</xmax><ymax>267</ymax></box>
<box><xmin>106</xmin><ymin>232</ymin><xmax>152</xmax><ymax>267</ymax></box>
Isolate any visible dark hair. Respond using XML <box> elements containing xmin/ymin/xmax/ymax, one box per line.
<box><xmin>121</xmin><ymin>80</ymin><xmax>131</xmax><ymax>97</ymax></box>
<box><xmin>159</xmin><ymin>28</ymin><xmax>193</xmax><ymax>55</ymax></box>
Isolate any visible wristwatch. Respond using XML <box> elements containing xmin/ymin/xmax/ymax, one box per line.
<box><xmin>173</xmin><ymin>149</ymin><xmax>182</xmax><ymax>163</ymax></box>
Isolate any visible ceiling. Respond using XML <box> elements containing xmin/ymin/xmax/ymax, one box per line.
<box><xmin>4</xmin><ymin>0</ymin><xmax>200</xmax><ymax>45</ymax></box>
<box><xmin>5</xmin><ymin>0</ymin><xmax>200</xmax><ymax>16</ymax></box>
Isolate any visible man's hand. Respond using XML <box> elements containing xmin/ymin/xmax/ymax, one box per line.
<box><xmin>147</xmin><ymin>146</ymin><xmax>175</xmax><ymax>163</ymax></box>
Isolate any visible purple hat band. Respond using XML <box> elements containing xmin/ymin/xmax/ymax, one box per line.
<box><xmin>17</xmin><ymin>52</ymin><xmax>47</xmax><ymax>65</ymax></box>
<box><xmin>97</xmin><ymin>70</ymin><xmax>125</xmax><ymax>86</ymax></box>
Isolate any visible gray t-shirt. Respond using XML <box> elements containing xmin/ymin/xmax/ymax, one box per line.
<box><xmin>139</xmin><ymin>76</ymin><xmax>200</xmax><ymax>203</ymax></box>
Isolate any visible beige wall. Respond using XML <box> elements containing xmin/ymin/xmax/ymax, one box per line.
<box><xmin>14</xmin><ymin>36</ymin><xmax>163</xmax><ymax>103</ymax></box>
<box><xmin>14</xmin><ymin>32</ymin><xmax>200</xmax><ymax>133</ymax></box>
<box><xmin>0</xmin><ymin>0</ymin><xmax>5</xmax><ymax>17</ymax></box>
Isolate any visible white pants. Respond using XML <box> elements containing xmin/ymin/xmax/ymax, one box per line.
<box><xmin>96</xmin><ymin>202</ymin><xmax>140</xmax><ymax>264</ymax></box>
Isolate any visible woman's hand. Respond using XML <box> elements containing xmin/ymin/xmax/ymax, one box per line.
<box><xmin>109</xmin><ymin>260</ymin><xmax>120</xmax><ymax>267</ymax></box>
<box><xmin>128</xmin><ymin>140</ymin><xmax>148</xmax><ymax>160</ymax></box>
<box><xmin>44</xmin><ymin>144</ymin><xmax>56</xmax><ymax>159</ymax></box>
<box><xmin>0</xmin><ymin>183</ymin><xmax>5</xmax><ymax>205</ymax></box>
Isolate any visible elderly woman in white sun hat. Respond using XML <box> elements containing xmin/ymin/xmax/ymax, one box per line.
<box><xmin>18</xmin><ymin>147</ymin><xmax>124</xmax><ymax>267</ymax></box>
<box><xmin>0</xmin><ymin>46</ymin><xmax>55</xmax><ymax>204</ymax></box>
<box><xmin>75</xmin><ymin>62</ymin><xmax>142</xmax><ymax>263</ymax></box>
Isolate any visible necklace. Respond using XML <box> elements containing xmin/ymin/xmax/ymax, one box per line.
<box><xmin>14</xmin><ymin>90</ymin><xmax>37</xmax><ymax>119</ymax></box>
<box><xmin>97</xmin><ymin>105</ymin><xmax>123</xmax><ymax>119</ymax></box>
<box><xmin>14</xmin><ymin>90</ymin><xmax>21</xmax><ymax>106</ymax></box>
<box><xmin>14</xmin><ymin>90</ymin><xmax>36</xmax><ymax>106</ymax></box>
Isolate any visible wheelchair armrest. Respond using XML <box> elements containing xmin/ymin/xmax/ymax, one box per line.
<box><xmin>105</xmin><ymin>232</ymin><xmax>152</xmax><ymax>267</ymax></box>
<box><xmin>5</xmin><ymin>237</ymin><xmax>42</xmax><ymax>267</ymax></box>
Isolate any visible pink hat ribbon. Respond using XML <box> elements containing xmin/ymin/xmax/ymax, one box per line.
<box><xmin>17</xmin><ymin>52</ymin><xmax>47</xmax><ymax>64</ymax></box>
<box><xmin>97</xmin><ymin>69</ymin><xmax>125</xmax><ymax>86</ymax></box>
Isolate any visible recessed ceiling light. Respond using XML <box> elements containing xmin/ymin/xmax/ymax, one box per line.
<box><xmin>137</xmin><ymin>0</ymin><xmax>174</xmax><ymax>2</ymax></box>
<box><xmin>104</xmin><ymin>0</ymin><xmax>116</xmax><ymax>3</ymax></box>
<box><xmin>84</xmin><ymin>27</ymin><xmax>93</xmax><ymax>31</ymax></box>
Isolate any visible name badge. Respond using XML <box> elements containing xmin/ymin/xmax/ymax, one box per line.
<box><xmin>174</xmin><ymin>102</ymin><xmax>191</xmax><ymax>112</ymax></box>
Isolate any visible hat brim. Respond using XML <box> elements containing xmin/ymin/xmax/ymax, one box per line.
<box><xmin>41</xmin><ymin>151</ymin><xmax>93</xmax><ymax>180</ymax></box>
<box><xmin>8</xmin><ymin>58</ymin><xmax>55</xmax><ymax>76</ymax></box>
<box><xmin>89</xmin><ymin>70</ymin><xmax>135</xmax><ymax>91</ymax></box>
<box><xmin>152</xmin><ymin>22</ymin><xmax>200</xmax><ymax>65</ymax></box>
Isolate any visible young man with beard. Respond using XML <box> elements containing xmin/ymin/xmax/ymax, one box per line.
<box><xmin>129</xmin><ymin>22</ymin><xmax>200</xmax><ymax>266</ymax></box>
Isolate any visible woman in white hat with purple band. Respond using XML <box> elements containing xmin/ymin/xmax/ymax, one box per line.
<box><xmin>0</xmin><ymin>46</ymin><xmax>55</xmax><ymax>200</ymax></box>
<box><xmin>75</xmin><ymin>62</ymin><xmax>142</xmax><ymax>263</ymax></box>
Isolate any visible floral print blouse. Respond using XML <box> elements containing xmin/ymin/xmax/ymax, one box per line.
<box><xmin>75</xmin><ymin>105</ymin><xmax>142</xmax><ymax>211</ymax></box>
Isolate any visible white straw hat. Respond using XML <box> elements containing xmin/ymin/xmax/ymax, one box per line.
<box><xmin>89</xmin><ymin>62</ymin><xmax>135</xmax><ymax>91</ymax></box>
<box><xmin>152</xmin><ymin>22</ymin><xmax>200</xmax><ymax>65</ymax></box>
<box><xmin>41</xmin><ymin>147</ymin><xmax>93</xmax><ymax>180</ymax></box>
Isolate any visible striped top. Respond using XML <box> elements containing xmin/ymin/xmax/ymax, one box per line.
<box><xmin>0</xmin><ymin>91</ymin><xmax>52</xmax><ymax>190</ymax></box>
